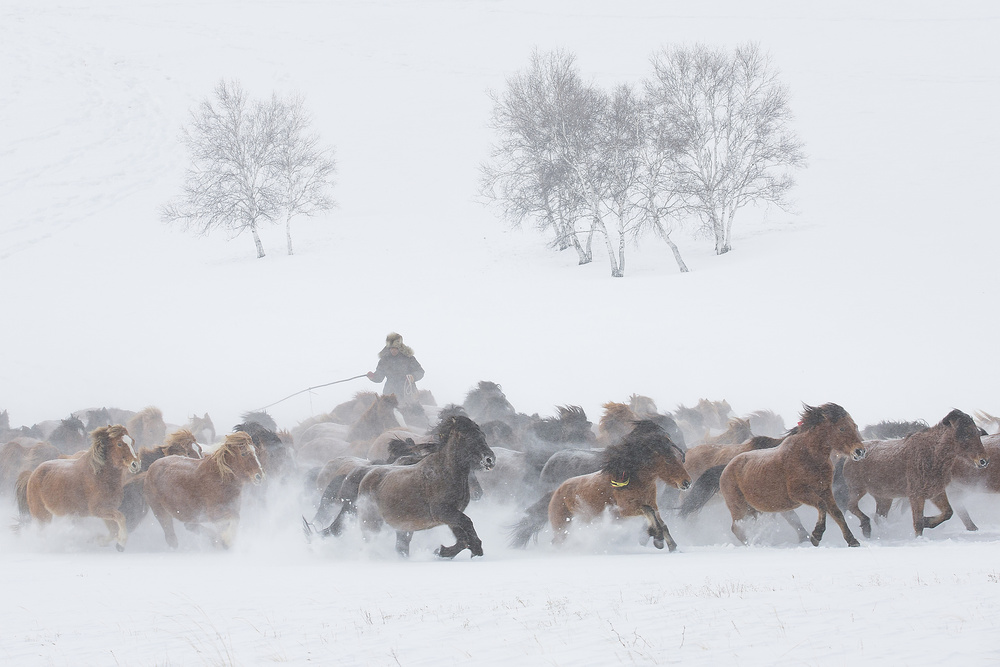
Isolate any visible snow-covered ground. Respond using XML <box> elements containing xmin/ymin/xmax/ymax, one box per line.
<box><xmin>2</xmin><ymin>2</ymin><xmax>999</xmax><ymax>665</ymax></box>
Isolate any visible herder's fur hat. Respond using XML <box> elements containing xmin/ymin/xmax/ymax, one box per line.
<box><xmin>379</xmin><ymin>332</ymin><xmax>414</xmax><ymax>357</ymax></box>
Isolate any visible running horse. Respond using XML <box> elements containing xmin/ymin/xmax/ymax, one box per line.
<box><xmin>356</xmin><ymin>415</ymin><xmax>495</xmax><ymax>558</ymax></box>
<box><xmin>143</xmin><ymin>431</ymin><xmax>264</xmax><ymax>549</ymax></box>
<box><xmin>16</xmin><ymin>425</ymin><xmax>141</xmax><ymax>551</ymax></box>
<box><xmin>510</xmin><ymin>420</ymin><xmax>691</xmax><ymax>551</ymax></box>
<box><xmin>720</xmin><ymin>403</ymin><xmax>867</xmax><ymax>547</ymax></box>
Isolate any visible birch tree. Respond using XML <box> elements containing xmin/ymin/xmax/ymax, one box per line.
<box><xmin>646</xmin><ymin>43</ymin><xmax>805</xmax><ymax>254</ymax></box>
<box><xmin>163</xmin><ymin>80</ymin><xmax>336</xmax><ymax>258</ymax></box>
<box><xmin>481</xmin><ymin>49</ymin><xmax>601</xmax><ymax>265</ymax></box>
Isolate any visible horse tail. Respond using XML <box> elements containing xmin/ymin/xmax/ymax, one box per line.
<box><xmin>14</xmin><ymin>470</ymin><xmax>31</xmax><ymax>520</ymax></box>
<box><xmin>832</xmin><ymin>458</ymin><xmax>849</xmax><ymax>511</ymax></box>
<box><xmin>678</xmin><ymin>465</ymin><xmax>726</xmax><ymax>517</ymax></box>
<box><xmin>507</xmin><ymin>491</ymin><xmax>553</xmax><ymax>549</ymax></box>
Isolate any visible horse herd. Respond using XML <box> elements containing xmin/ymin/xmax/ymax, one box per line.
<box><xmin>2</xmin><ymin>384</ymin><xmax>999</xmax><ymax>558</ymax></box>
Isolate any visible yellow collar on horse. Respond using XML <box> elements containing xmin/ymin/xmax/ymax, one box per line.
<box><xmin>610</xmin><ymin>474</ymin><xmax>630</xmax><ymax>488</ymax></box>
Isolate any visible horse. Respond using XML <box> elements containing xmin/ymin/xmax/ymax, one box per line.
<box><xmin>677</xmin><ymin>434</ymin><xmax>786</xmax><ymax>517</ymax></box>
<box><xmin>239</xmin><ymin>410</ymin><xmax>278</xmax><ymax>432</ymax></box>
<box><xmin>118</xmin><ymin>429</ymin><xmax>206</xmax><ymax>531</ymax></box>
<box><xmin>745</xmin><ymin>409</ymin><xmax>787</xmax><ymax>439</ymax></box>
<box><xmin>185</xmin><ymin>413</ymin><xmax>216</xmax><ymax>444</ymax></box>
<box><xmin>16</xmin><ymin>425</ymin><xmax>141</xmax><ymax>551</ymax></box>
<box><xmin>673</xmin><ymin>398</ymin><xmax>733</xmax><ymax>446</ymax></box>
<box><xmin>48</xmin><ymin>415</ymin><xmax>88</xmax><ymax>454</ymax></box>
<box><xmin>720</xmin><ymin>403</ymin><xmax>866</xmax><ymax>547</ymax></box>
<box><xmin>233</xmin><ymin>421</ymin><xmax>291</xmax><ymax>478</ymax></box>
<box><xmin>347</xmin><ymin>393</ymin><xmax>405</xmax><ymax>445</ymax></box>
<box><xmin>462</xmin><ymin>380</ymin><xmax>518</xmax><ymax>425</ymax></box>
<box><xmin>510</xmin><ymin>420</ymin><xmax>690</xmax><ymax>551</ymax></box>
<box><xmin>842</xmin><ymin>408</ymin><xmax>989</xmax><ymax>538</ymax></box>
<box><xmin>860</xmin><ymin>419</ymin><xmax>929</xmax><ymax>441</ymax></box>
<box><xmin>355</xmin><ymin>415</ymin><xmax>495</xmax><ymax>558</ymax></box>
<box><xmin>143</xmin><ymin>431</ymin><xmax>264</xmax><ymax>549</ymax></box>
<box><xmin>597</xmin><ymin>402</ymin><xmax>639</xmax><ymax>447</ymax></box>
<box><xmin>126</xmin><ymin>407</ymin><xmax>167</xmax><ymax>449</ymax></box>
<box><xmin>950</xmin><ymin>433</ymin><xmax>1000</xmax><ymax>531</ymax></box>
<box><xmin>302</xmin><ymin>436</ymin><xmax>442</xmax><ymax>537</ymax></box>
<box><xmin>0</xmin><ymin>440</ymin><xmax>61</xmax><ymax>496</ymax></box>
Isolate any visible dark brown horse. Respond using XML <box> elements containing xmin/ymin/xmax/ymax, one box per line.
<box><xmin>143</xmin><ymin>431</ymin><xmax>264</xmax><ymax>549</ymax></box>
<box><xmin>48</xmin><ymin>415</ymin><xmax>89</xmax><ymax>454</ymax></box>
<box><xmin>843</xmin><ymin>409</ymin><xmax>989</xmax><ymax>537</ymax></box>
<box><xmin>720</xmin><ymin>404</ymin><xmax>866</xmax><ymax>547</ymax></box>
<box><xmin>511</xmin><ymin>421</ymin><xmax>691</xmax><ymax>551</ymax></box>
<box><xmin>16</xmin><ymin>425</ymin><xmax>141</xmax><ymax>551</ymax></box>
<box><xmin>356</xmin><ymin>415</ymin><xmax>495</xmax><ymax>558</ymax></box>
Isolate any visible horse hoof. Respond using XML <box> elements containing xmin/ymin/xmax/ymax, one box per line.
<box><xmin>653</xmin><ymin>538</ymin><xmax>665</xmax><ymax>550</ymax></box>
<box><xmin>809</xmin><ymin>536</ymin><xmax>820</xmax><ymax>547</ymax></box>
<box><xmin>847</xmin><ymin>540</ymin><xmax>860</xmax><ymax>547</ymax></box>
<box><xmin>115</xmin><ymin>543</ymin><xmax>125</xmax><ymax>553</ymax></box>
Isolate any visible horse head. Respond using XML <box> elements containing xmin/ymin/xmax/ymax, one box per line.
<box><xmin>93</xmin><ymin>424</ymin><xmax>141</xmax><ymax>474</ymax></box>
<box><xmin>438</xmin><ymin>415</ymin><xmax>495</xmax><ymax>471</ymax></box>
<box><xmin>603</xmin><ymin>420</ymin><xmax>691</xmax><ymax>490</ymax></box>
<box><xmin>219</xmin><ymin>431</ymin><xmax>264</xmax><ymax>485</ymax></box>
<box><xmin>800</xmin><ymin>403</ymin><xmax>866</xmax><ymax>461</ymax></box>
<box><xmin>942</xmin><ymin>409</ymin><xmax>989</xmax><ymax>469</ymax></box>
<box><xmin>164</xmin><ymin>429</ymin><xmax>202</xmax><ymax>459</ymax></box>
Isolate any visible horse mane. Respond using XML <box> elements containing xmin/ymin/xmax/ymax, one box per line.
<box><xmin>210</xmin><ymin>432</ymin><xmax>250</xmax><ymax>479</ymax></box>
<box><xmin>86</xmin><ymin>425</ymin><xmax>128</xmax><ymax>473</ymax></box>
<box><xmin>797</xmin><ymin>403</ymin><xmax>849</xmax><ymax>430</ymax></box>
<box><xmin>601</xmin><ymin>420</ymin><xmax>678</xmax><ymax>484</ymax></box>
<box><xmin>555</xmin><ymin>405</ymin><xmax>588</xmax><ymax>422</ymax></box>
<box><xmin>239</xmin><ymin>410</ymin><xmax>278</xmax><ymax>432</ymax></box>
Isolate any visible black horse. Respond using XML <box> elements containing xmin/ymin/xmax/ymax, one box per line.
<box><xmin>355</xmin><ymin>415</ymin><xmax>495</xmax><ymax>558</ymax></box>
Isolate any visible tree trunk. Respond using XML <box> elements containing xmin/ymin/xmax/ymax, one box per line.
<box><xmin>655</xmin><ymin>224</ymin><xmax>689</xmax><ymax>273</ymax></box>
<box><xmin>251</xmin><ymin>224</ymin><xmax>265</xmax><ymax>258</ymax></box>
<box><xmin>593</xmin><ymin>216</ymin><xmax>622</xmax><ymax>277</ymax></box>
<box><xmin>285</xmin><ymin>216</ymin><xmax>294</xmax><ymax>256</ymax></box>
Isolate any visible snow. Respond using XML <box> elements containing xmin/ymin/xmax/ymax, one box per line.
<box><xmin>2</xmin><ymin>1</ymin><xmax>1000</xmax><ymax>665</ymax></box>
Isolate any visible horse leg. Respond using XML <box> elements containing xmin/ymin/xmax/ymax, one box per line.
<box><xmin>909</xmin><ymin>496</ymin><xmax>928</xmax><ymax>536</ymax></box>
<box><xmin>218</xmin><ymin>517</ymin><xmax>240</xmax><ymax>549</ymax></box>
<box><xmin>781</xmin><ymin>510</ymin><xmax>815</xmax><ymax>545</ymax></box>
<box><xmin>395</xmin><ymin>531</ymin><xmax>413</xmax><ymax>557</ymax></box>
<box><xmin>435</xmin><ymin>511</ymin><xmax>481</xmax><ymax>559</ymax></box>
<box><xmin>818</xmin><ymin>495</ymin><xmax>861</xmax><ymax>547</ymax></box>
<box><xmin>847</xmin><ymin>494</ymin><xmax>872</xmax><ymax>539</ymax></box>
<box><xmin>98</xmin><ymin>509</ymin><xmax>129</xmax><ymax>552</ymax></box>
<box><xmin>954</xmin><ymin>501</ymin><xmax>979</xmax><ymax>531</ymax></box>
<box><xmin>874</xmin><ymin>497</ymin><xmax>892</xmax><ymax>520</ymax></box>
<box><xmin>640</xmin><ymin>504</ymin><xmax>677</xmax><ymax>552</ymax></box>
<box><xmin>923</xmin><ymin>492</ymin><xmax>954</xmax><ymax>531</ymax></box>
<box><xmin>148</xmin><ymin>500</ymin><xmax>179</xmax><ymax>549</ymax></box>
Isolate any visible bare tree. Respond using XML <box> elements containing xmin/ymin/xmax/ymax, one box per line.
<box><xmin>163</xmin><ymin>79</ymin><xmax>336</xmax><ymax>258</ymax></box>
<box><xmin>273</xmin><ymin>95</ymin><xmax>336</xmax><ymax>255</ymax></box>
<box><xmin>481</xmin><ymin>49</ymin><xmax>601</xmax><ymax>266</ymax></box>
<box><xmin>646</xmin><ymin>43</ymin><xmax>805</xmax><ymax>254</ymax></box>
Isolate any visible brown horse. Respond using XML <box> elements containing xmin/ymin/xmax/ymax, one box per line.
<box><xmin>120</xmin><ymin>429</ymin><xmax>205</xmax><ymax>532</ymax></box>
<box><xmin>511</xmin><ymin>421</ymin><xmax>691</xmax><ymax>551</ymax></box>
<box><xmin>126</xmin><ymin>406</ymin><xmax>167</xmax><ymax>449</ymax></box>
<box><xmin>843</xmin><ymin>409</ymin><xmax>989</xmax><ymax>537</ymax></box>
<box><xmin>950</xmin><ymin>433</ymin><xmax>1000</xmax><ymax>530</ymax></box>
<box><xmin>184</xmin><ymin>413</ymin><xmax>216</xmax><ymax>444</ymax></box>
<box><xmin>16</xmin><ymin>425</ymin><xmax>140</xmax><ymax>551</ymax></box>
<box><xmin>720</xmin><ymin>403</ymin><xmax>866</xmax><ymax>547</ymax></box>
<box><xmin>143</xmin><ymin>431</ymin><xmax>264</xmax><ymax>549</ymax></box>
<box><xmin>0</xmin><ymin>440</ymin><xmax>61</xmax><ymax>496</ymax></box>
<box><xmin>356</xmin><ymin>415</ymin><xmax>495</xmax><ymax>558</ymax></box>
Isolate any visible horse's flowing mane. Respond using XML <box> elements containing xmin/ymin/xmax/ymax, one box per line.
<box><xmin>601</xmin><ymin>420</ymin><xmax>678</xmax><ymax>484</ymax></box>
<box><xmin>87</xmin><ymin>425</ymin><xmax>129</xmax><ymax>473</ymax></box>
<box><xmin>210</xmin><ymin>432</ymin><xmax>250</xmax><ymax>479</ymax></box>
<box><xmin>797</xmin><ymin>403</ymin><xmax>849</xmax><ymax>431</ymax></box>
